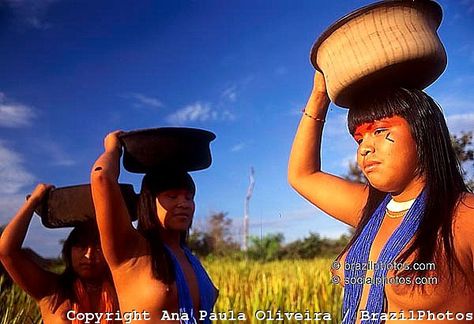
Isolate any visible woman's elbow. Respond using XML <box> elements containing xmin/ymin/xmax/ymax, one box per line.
<box><xmin>90</xmin><ymin>167</ymin><xmax>114</xmax><ymax>188</ymax></box>
<box><xmin>0</xmin><ymin>239</ymin><xmax>13</xmax><ymax>260</ymax></box>
<box><xmin>287</xmin><ymin>160</ymin><xmax>310</xmax><ymax>189</ymax></box>
<box><xmin>287</xmin><ymin>171</ymin><xmax>302</xmax><ymax>190</ymax></box>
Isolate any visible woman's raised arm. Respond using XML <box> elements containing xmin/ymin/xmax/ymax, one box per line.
<box><xmin>288</xmin><ymin>71</ymin><xmax>368</xmax><ymax>227</ymax></box>
<box><xmin>0</xmin><ymin>184</ymin><xmax>58</xmax><ymax>300</ymax></box>
<box><xmin>90</xmin><ymin>131</ymin><xmax>144</xmax><ymax>268</ymax></box>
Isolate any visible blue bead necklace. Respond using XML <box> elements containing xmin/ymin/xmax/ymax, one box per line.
<box><xmin>342</xmin><ymin>191</ymin><xmax>426</xmax><ymax>324</ymax></box>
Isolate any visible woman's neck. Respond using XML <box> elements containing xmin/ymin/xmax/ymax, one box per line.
<box><xmin>392</xmin><ymin>175</ymin><xmax>425</xmax><ymax>202</ymax></box>
<box><xmin>79</xmin><ymin>277</ymin><xmax>104</xmax><ymax>291</ymax></box>
<box><xmin>159</xmin><ymin>228</ymin><xmax>182</xmax><ymax>250</ymax></box>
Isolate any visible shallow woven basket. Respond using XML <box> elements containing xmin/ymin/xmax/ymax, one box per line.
<box><xmin>34</xmin><ymin>184</ymin><xmax>137</xmax><ymax>228</ymax></box>
<box><xmin>311</xmin><ymin>0</ymin><xmax>447</xmax><ymax>108</ymax></box>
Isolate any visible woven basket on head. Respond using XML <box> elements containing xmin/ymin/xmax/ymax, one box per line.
<box><xmin>34</xmin><ymin>184</ymin><xmax>137</xmax><ymax>228</ymax></box>
<box><xmin>311</xmin><ymin>0</ymin><xmax>447</xmax><ymax>108</ymax></box>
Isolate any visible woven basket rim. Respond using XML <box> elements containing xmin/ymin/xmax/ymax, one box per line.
<box><xmin>310</xmin><ymin>0</ymin><xmax>443</xmax><ymax>71</ymax></box>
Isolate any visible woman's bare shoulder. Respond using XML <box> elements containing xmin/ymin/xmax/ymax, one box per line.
<box><xmin>453</xmin><ymin>193</ymin><xmax>474</xmax><ymax>230</ymax></box>
<box><xmin>456</xmin><ymin>192</ymin><xmax>474</xmax><ymax>218</ymax></box>
<box><xmin>113</xmin><ymin>236</ymin><xmax>152</xmax><ymax>273</ymax></box>
<box><xmin>452</xmin><ymin>193</ymin><xmax>474</xmax><ymax>264</ymax></box>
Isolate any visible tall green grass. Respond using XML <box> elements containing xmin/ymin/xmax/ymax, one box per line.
<box><xmin>0</xmin><ymin>276</ymin><xmax>41</xmax><ymax>324</ymax></box>
<box><xmin>205</xmin><ymin>258</ymin><xmax>342</xmax><ymax>323</ymax></box>
<box><xmin>1</xmin><ymin>258</ymin><xmax>342</xmax><ymax>323</ymax></box>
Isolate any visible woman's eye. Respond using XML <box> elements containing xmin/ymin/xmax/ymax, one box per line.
<box><xmin>356</xmin><ymin>138</ymin><xmax>363</xmax><ymax>145</ymax></box>
<box><xmin>167</xmin><ymin>195</ymin><xmax>177</xmax><ymax>199</ymax></box>
<box><xmin>374</xmin><ymin>128</ymin><xmax>388</xmax><ymax>135</ymax></box>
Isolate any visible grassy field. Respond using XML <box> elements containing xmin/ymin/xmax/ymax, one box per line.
<box><xmin>0</xmin><ymin>258</ymin><xmax>342</xmax><ymax>323</ymax></box>
<box><xmin>0</xmin><ymin>276</ymin><xmax>41</xmax><ymax>324</ymax></box>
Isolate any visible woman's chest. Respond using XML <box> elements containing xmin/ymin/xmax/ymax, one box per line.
<box><xmin>38</xmin><ymin>299</ymin><xmax>73</xmax><ymax>324</ymax></box>
<box><xmin>332</xmin><ymin>217</ymin><xmax>474</xmax><ymax>312</ymax></box>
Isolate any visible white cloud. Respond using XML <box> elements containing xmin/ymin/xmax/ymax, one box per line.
<box><xmin>0</xmin><ymin>93</ymin><xmax>35</xmax><ymax>128</ymax></box>
<box><xmin>0</xmin><ymin>141</ymin><xmax>35</xmax><ymax>195</ymax></box>
<box><xmin>38</xmin><ymin>140</ymin><xmax>75</xmax><ymax>166</ymax></box>
<box><xmin>127</xmin><ymin>93</ymin><xmax>163</xmax><ymax>109</ymax></box>
<box><xmin>446</xmin><ymin>113</ymin><xmax>474</xmax><ymax>134</ymax></box>
<box><xmin>221</xmin><ymin>110</ymin><xmax>236</xmax><ymax>121</ymax></box>
<box><xmin>433</xmin><ymin>92</ymin><xmax>473</xmax><ymax>116</ymax></box>
<box><xmin>230</xmin><ymin>142</ymin><xmax>246</xmax><ymax>152</ymax></box>
<box><xmin>219</xmin><ymin>76</ymin><xmax>256</xmax><ymax>104</ymax></box>
<box><xmin>0</xmin><ymin>194</ymin><xmax>27</xmax><ymax>224</ymax></box>
<box><xmin>166</xmin><ymin>102</ymin><xmax>235</xmax><ymax>125</ymax></box>
<box><xmin>221</xmin><ymin>86</ymin><xmax>237</xmax><ymax>102</ymax></box>
<box><xmin>167</xmin><ymin>102</ymin><xmax>211</xmax><ymax>124</ymax></box>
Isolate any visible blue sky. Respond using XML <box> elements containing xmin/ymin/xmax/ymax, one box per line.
<box><xmin>1</xmin><ymin>0</ymin><xmax>473</xmax><ymax>257</ymax></box>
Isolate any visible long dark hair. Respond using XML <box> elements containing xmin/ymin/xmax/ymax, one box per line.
<box><xmin>49</xmin><ymin>224</ymin><xmax>111</xmax><ymax>311</ymax></box>
<box><xmin>136</xmin><ymin>171</ymin><xmax>195</xmax><ymax>284</ymax></box>
<box><xmin>342</xmin><ymin>87</ymin><xmax>469</xmax><ymax>283</ymax></box>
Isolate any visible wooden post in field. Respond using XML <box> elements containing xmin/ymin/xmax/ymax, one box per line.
<box><xmin>243</xmin><ymin>167</ymin><xmax>255</xmax><ymax>251</ymax></box>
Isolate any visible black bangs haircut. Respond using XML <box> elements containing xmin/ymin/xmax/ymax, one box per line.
<box><xmin>63</xmin><ymin>224</ymin><xmax>100</xmax><ymax>248</ymax></box>
<box><xmin>342</xmin><ymin>87</ymin><xmax>469</xmax><ymax>285</ymax></box>
<box><xmin>137</xmin><ymin>171</ymin><xmax>195</xmax><ymax>284</ymax></box>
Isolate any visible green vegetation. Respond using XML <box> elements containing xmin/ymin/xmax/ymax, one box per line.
<box><xmin>1</xmin><ymin>258</ymin><xmax>342</xmax><ymax>323</ymax></box>
<box><xmin>0</xmin><ymin>276</ymin><xmax>41</xmax><ymax>324</ymax></box>
<box><xmin>207</xmin><ymin>258</ymin><xmax>343</xmax><ymax>323</ymax></box>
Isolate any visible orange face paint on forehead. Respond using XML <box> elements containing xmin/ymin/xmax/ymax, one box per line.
<box><xmin>353</xmin><ymin>116</ymin><xmax>405</xmax><ymax>141</ymax></box>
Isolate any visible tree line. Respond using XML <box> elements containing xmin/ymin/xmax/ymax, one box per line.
<box><xmin>188</xmin><ymin>212</ymin><xmax>352</xmax><ymax>261</ymax></box>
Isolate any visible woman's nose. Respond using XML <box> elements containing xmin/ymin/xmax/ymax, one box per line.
<box><xmin>84</xmin><ymin>247</ymin><xmax>92</xmax><ymax>259</ymax></box>
<box><xmin>84</xmin><ymin>247</ymin><xmax>93</xmax><ymax>259</ymax></box>
<box><xmin>359</xmin><ymin>140</ymin><xmax>375</xmax><ymax>157</ymax></box>
<box><xmin>176</xmin><ymin>197</ymin><xmax>192</xmax><ymax>208</ymax></box>
<box><xmin>360</xmin><ymin>147</ymin><xmax>372</xmax><ymax>157</ymax></box>
<box><xmin>84</xmin><ymin>246</ymin><xmax>100</xmax><ymax>259</ymax></box>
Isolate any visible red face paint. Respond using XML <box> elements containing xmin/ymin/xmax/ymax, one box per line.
<box><xmin>353</xmin><ymin>116</ymin><xmax>405</xmax><ymax>142</ymax></box>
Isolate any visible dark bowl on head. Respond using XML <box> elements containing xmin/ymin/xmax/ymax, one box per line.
<box><xmin>119</xmin><ymin>127</ymin><xmax>216</xmax><ymax>174</ymax></box>
<box><xmin>34</xmin><ymin>184</ymin><xmax>138</xmax><ymax>228</ymax></box>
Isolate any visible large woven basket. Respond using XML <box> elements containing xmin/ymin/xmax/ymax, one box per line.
<box><xmin>311</xmin><ymin>0</ymin><xmax>447</xmax><ymax>108</ymax></box>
